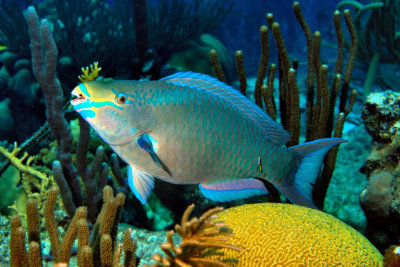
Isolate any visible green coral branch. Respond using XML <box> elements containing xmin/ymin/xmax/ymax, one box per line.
<box><xmin>337</xmin><ymin>1</ymin><xmax>384</xmax><ymax>10</ymax></box>
<box><xmin>337</xmin><ymin>1</ymin><xmax>384</xmax><ymax>23</ymax></box>
<box><xmin>337</xmin><ymin>1</ymin><xmax>364</xmax><ymax>11</ymax></box>
<box><xmin>0</xmin><ymin>142</ymin><xmax>48</xmax><ymax>181</ymax></box>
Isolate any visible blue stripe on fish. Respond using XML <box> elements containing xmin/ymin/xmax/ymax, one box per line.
<box><xmin>111</xmin><ymin>87</ymin><xmax>118</xmax><ymax>95</ymax></box>
<box><xmin>74</xmin><ymin>100</ymin><xmax>123</xmax><ymax>111</ymax></box>
<box><xmin>78</xmin><ymin>109</ymin><xmax>96</xmax><ymax>119</ymax></box>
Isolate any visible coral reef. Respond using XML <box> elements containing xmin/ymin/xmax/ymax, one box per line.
<box><xmin>209</xmin><ymin>203</ymin><xmax>383</xmax><ymax>266</ymax></box>
<box><xmin>0</xmin><ymin>1</ymin><xmax>359</xmax><ymax>226</ymax></box>
<box><xmin>2</xmin><ymin>0</ymin><xmax>397</xmax><ymax>266</ymax></box>
<box><xmin>7</xmin><ymin>187</ymin><xmax>238</xmax><ymax>266</ymax></box>
<box><xmin>9</xmin><ymin>185</ymin><xmax>138</xmax><ymax>266</ymax></box>
<box><xmin>2</xmin><ymin>212</ymin><xmax>168</xmax><ymax>266</ymax></box>
<box><xmin>361</xmin><ymin>90</ymin><xmax>400</xmax><ymax>251</ymax></box>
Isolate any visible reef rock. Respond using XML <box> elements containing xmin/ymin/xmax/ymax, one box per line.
<box><xmin>8</xmin><ymin>68</ymin><xmax>39</xmax><ymax>106</ymax></box>
<box><xmin>361</xmin><ymin>90</ymin><xmax>400</xmax><ymax>251</ymax></box>
<box><xmin>166</xmin><ymin>34</ymin><xmax>234</xmax><ymax>83</ymax></box>
<box><xmin>362</xmin><ymin>90</ymin><xmax>400</xmax><ymax>143</ymax></box>
<box><xmin>0</xmin><ymin>51</ymin><xmax>18</xmax><ymax>75</ymax></box>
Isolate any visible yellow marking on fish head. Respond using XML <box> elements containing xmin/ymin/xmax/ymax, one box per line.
<box><xmin>71</xmin><ymin>80</ymin><xmax>156</xmax><ymax>146</ymax></box>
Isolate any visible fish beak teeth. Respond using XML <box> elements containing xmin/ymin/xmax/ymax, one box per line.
<box><xmin>71</xmin><ymin>89</ymin><xmax>86</xmax><ymax>105</ymax></box>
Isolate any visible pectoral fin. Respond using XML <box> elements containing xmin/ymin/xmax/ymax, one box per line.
<box><xmin>137</xmin><ymin>134</ymin><xmax>172</xmax><ymax>176</ymax></box>
<box><xmin>127</xmin><ymin>165</ymin><xmax>155</xmax><ymax>204</ymax></box>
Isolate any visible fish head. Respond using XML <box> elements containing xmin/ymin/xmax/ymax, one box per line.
<box><xmin>71</xmin><ymin>80</ymin><xmax>153</xmax><ymax>146</ymax></box>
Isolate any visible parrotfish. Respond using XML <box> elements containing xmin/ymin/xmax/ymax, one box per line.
<box><xmin>71</xmin><ymin>72</ymin><xmax>346</xmax><ymax>208</ymax></box>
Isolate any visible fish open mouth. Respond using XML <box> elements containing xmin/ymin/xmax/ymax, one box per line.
<box><xmin>71</xmin><ymin>90</ymin><xmax>86</xmax><ymax>105</ymax></box>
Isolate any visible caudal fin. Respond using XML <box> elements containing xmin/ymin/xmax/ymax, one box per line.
<box><xmin>277</xmin><ymin>138</ymin><xmax>347</xmax><ymax>209</ymax></box>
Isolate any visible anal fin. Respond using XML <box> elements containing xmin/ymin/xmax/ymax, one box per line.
<box><xmin>199</xmin><ymin>178</ymin><xmax>268</xmax><ymax>202</ymax></box>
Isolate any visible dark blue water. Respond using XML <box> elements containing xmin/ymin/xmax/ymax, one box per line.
<box><xmin>214</xmin><ymin>0</ymin><xmax>343</xmax><ymax>74</ymax></box>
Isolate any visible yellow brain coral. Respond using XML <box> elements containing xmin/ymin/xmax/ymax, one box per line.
<box><xmin>212</xmin><ymin>203</ymin><xmax>383</xmax><ymax>266</ymax></box>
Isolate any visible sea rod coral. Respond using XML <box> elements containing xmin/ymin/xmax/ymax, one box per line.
<box><xmin>8</xmin><ymin>186</ymin><xmax>239</xmax><ymax>266</ymax></box>
<box><xmin>361</xmin><ymin>91</ymin><xmax>400</xmax><ymax>251</ymax></box>
<box><xmin>210</xmin><ymin>1</ymin><xmax>358</xmax><ymax>209</ymax></box>
<box><xmin>9</xmin><ymin>185</ymin><xmax>138</xmax><ymax>266</ymax></box>
<box><xmin>25</xmin><ymin>6</ymin><xmax>122</xmax><ymax>223</ymax></box>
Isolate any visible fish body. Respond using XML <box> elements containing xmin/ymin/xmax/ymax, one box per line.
<box><xmin>71</xmin><ymin>72</ymin><xmax>345</xmax><ymax>207</ymax></box>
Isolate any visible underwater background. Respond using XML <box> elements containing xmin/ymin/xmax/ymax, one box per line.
<box><xmin>0</xmin><ymin>0</ymin><xmax>399</xmax><ymax>266</ymax></box>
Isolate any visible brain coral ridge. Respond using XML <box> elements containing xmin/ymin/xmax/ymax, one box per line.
<box><xmin>211</xmin><ymin>203</ymin><xmax>383</xmax><ymax>266</ymax></box>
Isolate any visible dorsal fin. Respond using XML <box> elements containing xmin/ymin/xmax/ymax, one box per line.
<box><xmin>161</xmin><ymin>71</ymin><xmax>290</xmax><ymax>145</ymax></box>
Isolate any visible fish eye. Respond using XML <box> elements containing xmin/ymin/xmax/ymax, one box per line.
<box><xmin>116</xmin><ymin>93</ymin><xmax>127</xmax><ymax>104</ymax></box>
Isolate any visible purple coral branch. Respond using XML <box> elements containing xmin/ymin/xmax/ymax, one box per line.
<box><xmin>52</xmin><ymin>161</ymin><xmax>76</xmax><ymax>215</ymax></box>
<box><xmin>26</xmin><ymin>6</ymin><xmax>82</xmax><ymax>213</ymax></box>
<box><xmin>76</xmin><ymin>117</ymin><xmax>108</xmax><ymax>220</ymax></box>
<box><xmin>26</xmin><ymin>6</ymin><xmax>117</xmax><ymax>222</ymax></box>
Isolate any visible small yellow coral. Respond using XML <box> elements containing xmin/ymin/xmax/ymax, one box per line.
<box><xmin>210</xmin><ymin>203</ymin><xmax>383</xmax><ymax>266</ymax></box>
<box><xmin>0</xmin><ymin>142</ymin><xmax>57</xmax><ymax>217</ymax></box>
<box><xmin>0</xmin><ymin>142</ymin><xmax>47</xmax><ymax>181</ymax></box>
<box><xmin>78</xmin><ymin>61</ymin><xmax>102</xmax><ymax>82</ymax></box>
